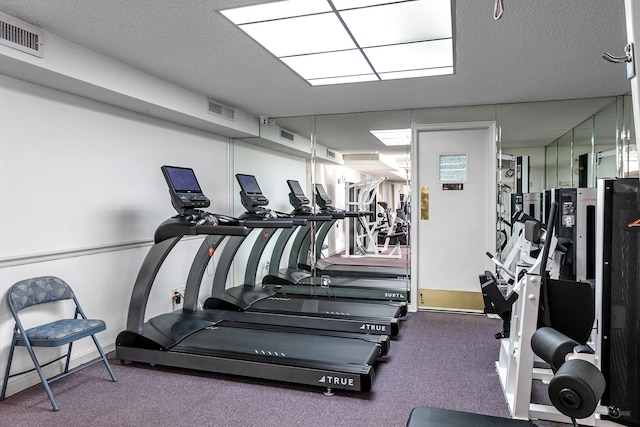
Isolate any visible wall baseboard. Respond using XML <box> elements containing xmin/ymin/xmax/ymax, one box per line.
<box><xmin>417</xmin><ymin>288</ymin><xmax>484</xmax><ymax>312</ymax></box>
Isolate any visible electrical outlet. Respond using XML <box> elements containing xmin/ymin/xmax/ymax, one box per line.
<box><xmin>263</xmin><ymin>260</ymin><xmax>270</xmax><ymax>270</ymax></box>
<box><xmin>172</xmin><ymin>288</ymin><xmax>183</xmax><ymax>305</ymax></box>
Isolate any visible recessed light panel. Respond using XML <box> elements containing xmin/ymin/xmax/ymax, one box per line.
<box><xmin>339</xmin><ymin>1</ymin><xmax>452</xmax><ymax>47</ymax></box>
<box><xmin>239</xmin><ymin>13</ymin><xmax>354</xmax><ymax>57</ymax></box>
<box><xmin>221</xmin><ymin>0</ymin><xmax>331</xmax><ymax>24</ymax></box>
<box><xmin>370</xmin><ymin>129</ymin><xmax>412</xmax><ymax>146</ymax></box>
<box><xmin>281</xmin><ymin>50</ymin><xmax>374</xmax><ymax>80</ymax></box>
<box><xmin>365</xmin><ymin>39</ymin><xmax>453</xmax><ymax>73</ymax></box>
<box><xmin>220</xmin><ymin>0</ymin><xmax>454</xmax><ymax>86</ymax></box>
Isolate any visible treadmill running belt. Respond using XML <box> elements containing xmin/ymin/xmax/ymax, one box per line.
<box><xmin>175</xmin><ymin>326</ymin><xmax>380</xmax><ymax>366</ymax></box>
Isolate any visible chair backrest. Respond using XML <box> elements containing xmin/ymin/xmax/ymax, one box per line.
<box><xmin>8</xmin><ymin>276</ymin><xmax>75</xmax><ymax>313</ymax></box>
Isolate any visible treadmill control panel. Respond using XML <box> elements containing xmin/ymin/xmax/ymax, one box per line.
<box><xmin>237</xmin><ymin>174</ymin><xmax>269</xmax><ymax>209</ymax></box>
<box><xmin>161</xmin><ymin>165</ymin><xmax>211</xmax><ymax>213</ymax></box>
<box><xmin>315</xmin><ymin>184</ymin><xmax>337</xmax><ymax>213</ymax></box>
<box><xmin>287</xmin><ymin>180</ymin><xmax>312</xmax><ymax>213</ymax></box>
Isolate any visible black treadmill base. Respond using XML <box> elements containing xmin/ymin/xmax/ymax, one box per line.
<box><xmin>116</xmin><ymin>345</ymin><xmax>374</xmax><ymax>392</ymax></box>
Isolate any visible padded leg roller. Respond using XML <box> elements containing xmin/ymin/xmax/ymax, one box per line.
<box><xmin>531</xmin><ymin>327</ymin><xmax>579</xmax><ymax>371</ymax></box>
<box><xmin>548</xmin><ymin>359</ymin><xmax>606</xmax><ymax>419</ymax></box>
<box><xmin>531</xmin><ymin>327</ymin><xmax>606</xmax><ymax>420</ymax></box>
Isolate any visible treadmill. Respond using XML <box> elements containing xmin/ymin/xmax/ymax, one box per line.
<box><xmin>201</xmin><ymin>174</ymin><xmax>402</xmax><ymax>336</ymax></box>
<box><xmin>116</xmin><ymin>165</ymin><xmax>384</xmax><ymax>393</ymax></box>
<box><xmin>262</xmin><ymin>180</ymin><xmax>409</xmax><ymax>305</ymax></box>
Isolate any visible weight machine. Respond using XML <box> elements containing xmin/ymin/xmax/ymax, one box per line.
<box><xmin>343</xmin><ymin>176</ymin><xmax>403</xmax><ymax>259</ymax></box>
<box><xmin>494</xmin><ymin>202</ymin><xmax>619</xmax><ymax>425</ymax></box>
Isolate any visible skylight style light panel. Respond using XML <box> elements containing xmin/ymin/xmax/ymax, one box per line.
<box><xmin>339</xmin><ymin>0</ymin><xmax>452</xmax><ymax>47</ymax></box>
<box><xmin>219</xmin><ymin>0</ymin><xmax>455</xmax><ymax>86</ymax></box>
<box><xmin>310</xmin><ymin>74</ymin><xmax>380</xmax><ymax>86</ymax></box>
<box><xmin>379</xmin><ymin>66</ymin><xmax>454</xmax><ymax>80</ymax></box>
<box><xmin>221</xmin><ymin>0</ymin><xmax>331</xmax><ymax>24</ymax></box>
<box><xmin>240</xmin><ymin>13</ymin><xmax>355</xmax><ymax>57</ymax></box>
<box><xmin>332</xmin><ymin>0</ymin><xmax>406</xmax><ymax>9</ymax></box>
<box><xmin>370</xmin><ymin>128</ymin><xmax>412</xmax><ymax>146</ymax></box>
<box><xmin>364</xmin><ymin>39</ymin><xmax>453</xmax><ymax>73</ymax></box>
<box><xmin>281</xmin><ymin>49</ymin><xmax>374</xmax><ymax>80</ymax></box>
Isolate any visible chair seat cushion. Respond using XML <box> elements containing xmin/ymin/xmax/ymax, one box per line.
<box><xmin>19</xmin><ymin>319</ymin><xmax>106</xmax><ymax>347</ymax></box>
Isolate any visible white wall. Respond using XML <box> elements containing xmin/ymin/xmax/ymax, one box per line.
<box><xmin>0</xmin><ymin>74</ymin><xmax>231</xmax><ymax>396</ymax></box>
<box><xmin>0</xmin><ymin>25</ymin><xmax>258</xmax><ymax>140</ymax></box>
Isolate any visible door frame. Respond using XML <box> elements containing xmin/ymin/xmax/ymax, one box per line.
<box><xmin>410</xmin><ymin>121</ymin><xmax>497</xmax><ymax>313</ymax></box>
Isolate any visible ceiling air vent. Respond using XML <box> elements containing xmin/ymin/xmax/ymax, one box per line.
<box><xmin>207</xmin><ymin>99</ymin><xmax>235</xmax><ymax>120</ymax></box>
<box><xmin>0</xmin><ymin>12</ymin><xmax>43</xmax><ymax>58</ymax></box>
<box><xmin>280</xmin><ymin>129</ymin><xmax>294</xmax><ymax>142</ymax></box>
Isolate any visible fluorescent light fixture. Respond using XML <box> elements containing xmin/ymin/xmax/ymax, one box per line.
<box><xmin>220</xmin><ymin>0</ymin><xmax>454</xmax><ymax>86</ymax></box>
<box><xmin>370</xmin><ymin>129</ymin><xmax>412</xmax><ymax>146</ymax></box>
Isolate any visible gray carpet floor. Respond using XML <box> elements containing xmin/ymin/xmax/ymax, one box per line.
<box><xmin>0</xmin><ymin>310</ymin><xmax>569</xmax><ymax>426</ymax></box>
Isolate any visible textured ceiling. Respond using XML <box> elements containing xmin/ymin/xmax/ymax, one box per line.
<box><xmin>0</xmin><ymin>0</ymin><xmax>631</xmax><ymax>161</ymax></box>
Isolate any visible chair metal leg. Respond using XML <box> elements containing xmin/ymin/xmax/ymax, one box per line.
<box><xmin>64</xmin><ymin>342</ymin><xmax>73</xmax><ymax>373</ymax></box>
<box><xmin>22</xmin><ymin>340</ymin><xmax>59</xmax><ymax>411</ymax></box>
<box><xmin>0</xmin><ymin>334</ymin><xmax>18</xmax><ymax>401</ymax></box>
<box><xmin>91</xmin><ymin>335</ymin><xmax>117</xmax><ymax>382</ymax></box>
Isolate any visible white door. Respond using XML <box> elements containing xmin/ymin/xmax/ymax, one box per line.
<box><xmin>410</xmin><ymin>122</ymin><xmax>496</xmax><ymax>312</ymax></box>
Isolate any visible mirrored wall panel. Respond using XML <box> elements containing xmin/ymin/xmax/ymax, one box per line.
<box><xmin>230</xmin><ymin>95</ymin><xmax>636</xmax><ymax>310</ymax></box>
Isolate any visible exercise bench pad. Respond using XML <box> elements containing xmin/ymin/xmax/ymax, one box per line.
<box><xmin>407</xmin><ymin>407</ymin><xmax>534</xmax><ymax>426</ymax></box>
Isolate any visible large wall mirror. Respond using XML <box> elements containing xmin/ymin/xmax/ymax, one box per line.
<box><xmin>230</xmin><ymin>95</ymin><xmax>636</xmax><ymax>311</ymax></box>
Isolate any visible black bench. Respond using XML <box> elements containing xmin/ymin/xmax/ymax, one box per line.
<box><xmin>407</xmin><ymin>407</ymin><xmax>534</xmax><ymax>426</ymax></box>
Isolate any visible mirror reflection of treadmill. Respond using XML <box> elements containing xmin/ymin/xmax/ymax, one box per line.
<box><xmin>261</xmin><ymin>181</ymin><xmax>409</xmax><ymax>306</ymax></box>
<box><xmin>314</xmin><ymin>184</ymin><xmax>408</xmax><ymax>278</ymax></box>
<box><xmin>116</xmin><ymin>166</ymin><xmax>388</xmax><ymax>395</ymax></box>
<box><xmin>203</xmin><ymin>174</ymin><xmax>404</xmax><ymax>334</ymax></box>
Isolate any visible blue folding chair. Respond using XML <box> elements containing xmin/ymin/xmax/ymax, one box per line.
<box><xmin>1</xmin><ymin>276</ymin><xmax>116</xmax><ymax>411</ymax></box>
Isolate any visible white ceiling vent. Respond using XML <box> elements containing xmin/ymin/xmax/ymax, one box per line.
<box><xmin>0</xmin><ymin>12</ymin><xmax>43</xmax><ymax>58</ymax></box>
<box><xmin>207</xmin><ymin>99</ymin><xmax>235</xmax><ymax>120</ymax></box>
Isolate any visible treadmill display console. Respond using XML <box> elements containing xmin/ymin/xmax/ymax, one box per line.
<box><xmin>315</xmin><ymin>184</ymin><xmax>334</xmax><ymax>209</ymax></box>
<box><xmin>161</xmin><ymin>165</ymin><xmax>210</xmax><ymax>213</ymax></box>
<box><xmin>287</xmin><ymin>180</ymin><xmax>310</xmax><ymax>210</ymax></box>
<box><xmin>236</xmin><ymin>174</ymin><xmax>269</xmax><ymax>209</ymax></box>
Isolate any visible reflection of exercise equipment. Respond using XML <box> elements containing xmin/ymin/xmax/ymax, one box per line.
<box><xmin>489</xmin><ymin>211</ymin><xmax>544</xmax><ymax>288</ymax></box>
<box><xmin>481</xmin><ymin>214</ymin><xmax>566</xmax><ymax>339</ymax></box>
<box><xmin>260</xmin><ymin>180</ymin><xmax>409</xmax><ymax>305</ymax></box>
<box><xmin>344</xmin><ymin>176</ymin><xmax>403</xmax><ymax>259</ymax></box>
<box><xmin>374</xmin><ymin>201</ymin><xmax>406</xmax><ymax>254</ymax></box>
<box><xmin>543</xmin><ymin>188</ymin><xmax>598</xmax><ymax>281</ymax></box>
<box><xmin>511</xmin><ymin>192</ymin><xmax>542</xmax><ymax>221</ymax></box>
<box><xmin>311</xmin><ymin>184</ymin><xmax>409</xmax><ymax>281</ymax></box>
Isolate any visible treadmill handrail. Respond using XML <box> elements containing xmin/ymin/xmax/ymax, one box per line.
<box><xmin>241</xmin><ymin>219</ymin><xmax>295</xmax><ymax>228</ymax></box>
<box><xmin>154</xmin><ymin>216</ymin><xmax>249</xmax><ymax>243</ymax></box>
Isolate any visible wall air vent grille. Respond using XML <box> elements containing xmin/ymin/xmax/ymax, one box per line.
<box><xmin>207</xmin><ymin>99</ymin><xmax>235</xmax><ymax>120</ymax></box>
<box><xmin>326</xmin><ymin>149</ymin><xmax>336</xmax><ymax>159</ymax></box>
<box><xmin>280</xmin><ymin>129</ymin><xmax>294</xmax><ymax>142</ymax></box>
<box><xmin>0</xmin><ymin>12</ymin><xmax>43</xmax><ymax>57</ymax></box>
